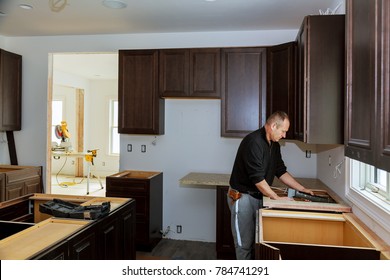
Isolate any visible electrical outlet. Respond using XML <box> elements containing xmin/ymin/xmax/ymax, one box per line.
<box><xmin>177</xmin><ymin>225</ymin><xmax>182</xmax><ymax>234</ymax></box>
<box><xmin>141</xmin><ymin>145</ymin><xmax>146</xmax><ymax>153</ymax></box>
<box><xmin>328</xmin><ymin>155</ymin><xmax>332</xmax><ymax>166</ymax></box>
<box><xmin>127</xmin><ymin>144</ymin><xmax>132</xmax><ymax>152</ymax></box>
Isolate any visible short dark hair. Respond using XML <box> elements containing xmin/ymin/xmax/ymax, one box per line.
<box><xmin>266</xmin><ymin>111</ymin><xmax>289</xmax><ymax>127</ymax></box>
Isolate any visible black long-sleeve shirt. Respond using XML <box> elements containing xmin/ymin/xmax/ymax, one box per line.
<box><xmin>229</xmin><ymin>127</ymin><xmax>287</xmax><ymax>196</ymax></box>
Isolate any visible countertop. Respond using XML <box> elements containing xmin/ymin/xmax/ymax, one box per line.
<box><xmin>179</xmin><ymin>172</ymin><xmax>351</xmax><ymax>212</ymax></box>
<box><xmin>179</xmin><ymin>172</ymin><xmax>231</xmax><ymax>186</ymax></box>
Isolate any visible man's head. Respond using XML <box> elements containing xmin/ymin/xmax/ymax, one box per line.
<box><xmin>265</xmin><ymin>111</ymin><xmax>290</xmax><ymax>142</ymax></box>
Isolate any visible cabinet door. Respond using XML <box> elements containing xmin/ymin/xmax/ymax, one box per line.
<box><xmin>376</xmin><ymin>0</ymin><xmax>390</xmax><ymax>171</ymax></box>
<box><xmin>221</xmin><ymin>48</ymin><xmax>267</xmax><ymax>137</ymax></box>
<box><xmin>118</xmin><ymin>50</ymin><xmax>164</xmax><ymax>135</ymax></box>
<box><xmin>5</xmin><ymin>183</ymin><xmax>24</xmax><ymax>201</ymax></box>
<box><xmin>345</xmin><ymin>0</ymin><xmax>377</xmax><ymax>164</ymax></box>
<box><xmin>0</xmin><ymin>49</ymin><xmax>22</xmax><ymax>131</ymax></box>
<box><xmin>99</xmin><ymin>217</ymin><xmax>120</xmax><ymax>260</ymax></box>
<box><xmin>121</xmin><ymin>207</ymin><xmax>136</xmax><ymax>260</ymax></box>
<box><xmin>266</xmin><ymin>42</ymin><xmax>296</xmax><ymax>140</ymax></box>
<box><xmin>190</xmin><ymin>48</ymin><xmax>220</xmax><ymax>98</ymax></box>
<box><xmin>298</xmin><ymin>15</ymin><xmax>345</xmax><ymax>144</ymax></box>
<box><xmin>68</xmin><ymin>228</ymin><xmax>97</xmax><ymax>260</ymax></box>
<box><xmin>159</xmin><ymin>49</ymin><xmax>189</xmax><ymax>97</ymax></box>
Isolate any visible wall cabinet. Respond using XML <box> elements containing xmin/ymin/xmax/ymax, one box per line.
<box><xmin>266</xmin><ymin>42</ymin><xmax>297</xmax><ymax>140</ymax></box>
<box><xmin>0</xmin><ymin>49</ymin><xmax>22</xmax><ymax>132</ymax></box>
<box><xmin>295</xmin><ymin>15</ymin><xmax>345</xmax><ymax>144</ymax></box>
<box><xmin>106</xmin><ymin>170</ymin><xmax>163</xmax><ymax>251</ymax></box>
<box><xmin>159</xmin><ymin>48</ymin><xmax>220</xmax><ymax>98</ymax></box>
<box><xmin>221</xmin><ymin>47</ymin><xmax>267</xmax><ymax>137</ymax></box>
<box><xmin>118</xmin><ymin>50</ymin><xmax>165</xmax><ymax>135</ymax></box>
<box><xmin>345</xmin><ymin>0</ymin><xmax>390</xmax><ymax>172</ymax></box>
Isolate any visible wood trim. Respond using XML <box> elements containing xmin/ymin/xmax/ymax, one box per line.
<box><xmin>75</xmin><ymin>89</ymin><xmax>84</xmax><ymax>177</ymax></box>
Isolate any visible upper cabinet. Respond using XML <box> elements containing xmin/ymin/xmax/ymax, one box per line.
<box><xmin>159</xmin><ymin>48</ymin><xmax>220</xmax><ymax>98</ymax></box>
<box><xmin>221</xmin><ymin>47</ymin><xmax>266</xmax><ymax>137</ymax></box>
<box><xmin>0</xmin><ymin>49</ymin><xmax>22</xmax><ymax>132</ymax></box>
<box><xmin>345</xmin><ymin>0</ymin><xmax>390</xmax><ymax>172</ymax></box>
<box><xmin>296</xmin><ymin>15</ymin><xmax>345</xmax><ymax>144</ymax></box>
<box><xmin>266</xmin><ymin>42</ymin><xmax>297</xmax><ymax>140</ymax></box>
<box><xmin>118</xmin><ymin>50</ymin><xmax>165</xmax><ymax>135</ymax></box>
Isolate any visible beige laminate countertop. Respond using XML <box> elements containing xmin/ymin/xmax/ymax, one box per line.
<box><xmin>179</xmin><ymin>172</ymin><xmax>332</xmax><ymax>190</ymax></box>
<box><xmin>179</xmin><ymin>172</ymin><xmax>351</xmax><ymax>212</ymax></box>
<box><xmin>179</xmin><ymin>172</ymin><xmax>230</xmax><ymax>186</ymax></box>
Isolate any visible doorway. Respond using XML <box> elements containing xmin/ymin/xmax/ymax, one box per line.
<box><xmin>47</xmin><ymin>52</ymin><xmax>120</xmax><ymax>196</ymax></box>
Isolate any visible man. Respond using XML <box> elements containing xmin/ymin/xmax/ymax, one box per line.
<box><xmin>227</xmin><ymin>111</ymin><xmax>314</xmax><ymax>260</ymax></box>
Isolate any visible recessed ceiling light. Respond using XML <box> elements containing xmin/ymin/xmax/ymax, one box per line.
<box><xmin>19</xmin><ymin>4</ymin><xmax>34</xmax><ymax>10</ymax></box>
<box><xmin>102</xmin><ymin>0</ymin><xmax>127</xmax><ymax>9</ymax></box>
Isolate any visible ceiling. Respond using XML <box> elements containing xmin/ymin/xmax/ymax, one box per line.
<box><xmin>0</xmin><ymin>0</ymin><xmax>342</xmax><ymax>37</ymax></box>
<box><xmin>0</xmin><ymin>0</ymin><xmax>343</xmax><ymax>80</ymax></box>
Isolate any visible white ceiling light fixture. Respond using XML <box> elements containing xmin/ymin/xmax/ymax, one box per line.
<box><xmin>49</xmin><ymin>0</ymin><xmax>67</xmax><ymax>13</ymax></box>
<box><xmin>19</xmin><ymin>4</ymin><xmax>34</xmax><ymax>10</ymax></box>
<box><xmin>102</xmin><ymin>0</ymin><xmax>127</xmax><ymax>9</ymax></box>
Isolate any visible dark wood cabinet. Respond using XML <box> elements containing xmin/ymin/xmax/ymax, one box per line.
<box><xmin>221</xmin><ymin>47</ymin><xmax>267</xmax><ymax>137</ymax></box>
<box><xmin>159</xmin><ymin>48</ymin><xmax>220</xmax><ymax>98</ymax></box>
<box><xmin>0</xmin><ymin>194</ymin><xmax>136</xmax><ymax>260</ymax></box>
<box><xmin>266</xmin><ymin>42</ymin><xmax>297</xmax><ymax>139</ymax></box>
<box><xmin>296</xmin><ymin>15</ymin><xmax>345</xmax><ymax>144</ymax></box>
<box><xmin>345</xmin><ymin>0</ymin><xmax>390</xmax><ymax>172</ymax></box>
<box><xmin>106</xmin><ymin>171</ymin><xmax>163</xmax><ymax>251</ymax></box>
<box><xmin>118</xmin><ymin>50</ymin><xmax>164</xmax><ymax>135</ymax></box>
<box><xmin>216</xmin><ymin>185</ymin><xmax>235</xmax><ymax>259</ymax></box>
<box><xmin>0</xmin><ymin>165</ymin><xmax>43</xmax><ymax>202</ymax></box>
<box><xmin>0</xmin><ymin>49</ymin><xmax>22</xmax><ymax>132</ymax></box>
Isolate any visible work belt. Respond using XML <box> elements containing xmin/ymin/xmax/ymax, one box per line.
<box><xmin>228</xmin><ymin>187</ymin><xmax>263</xmax><ymax>201</ymax></box>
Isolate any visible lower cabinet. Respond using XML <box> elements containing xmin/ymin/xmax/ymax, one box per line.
<box><xmin>106</xmin><ymin>170</ymin><xmax>163</xmax><ymax>251</ymax></box>
<box><xmin>216</xmin><ymin>185</ymin><xmax>236</xmax><ymax>259</ymax></box>
<box><xmin>0</xmin><ymin>165</ymin><xmax>43</xmax><ymax>202</ymax></box>
<box><xmin>256</xmin><ymin>209</ymin><xmax>387</xmax><ymax>260</ymax></box>
<box><xmin>0</xmin><ymin>194</ymin><xmax>136</xmax><ymax>260</ymax></box>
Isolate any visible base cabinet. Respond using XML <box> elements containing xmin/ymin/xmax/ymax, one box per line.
<box><xmin>106</xmin><ymin>170</ymin><xmax>163</xmax><ymax>251</ymax></box>
<box><xmin>0</xmin><ymin>165</ymin><xmax>43</xmax><ymax>202</ymax></box>
<box><xmin>0</xmin><ymin>194</ymin><xmax>136</xmax><ymax>260</ymax></box>
<box><xmin>216</xmin><ymin>186</ymin><xmax>236</xmax><ymax>259</ymax></box>
<box><xmin>256</xmin><ymin>209</ymin><xmax>387</xmax><ymax>260</ymax></box>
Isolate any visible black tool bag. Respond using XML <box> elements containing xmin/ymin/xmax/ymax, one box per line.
<box><xmin>39</xmin><ymin>199</ymin><xmax>111</xmax><ymax>220</ymax></box>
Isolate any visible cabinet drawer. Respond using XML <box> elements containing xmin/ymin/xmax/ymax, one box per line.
<box><xmin>106</xmin><ymin>180</ymin><xmax>149</xmax><ymax>193</ymax></box>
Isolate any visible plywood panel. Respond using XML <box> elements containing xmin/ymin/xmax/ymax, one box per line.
<box><xmin>263</xmin><ymin>217</ymin><xmax>344</xmax><ymax>246</ymax></box>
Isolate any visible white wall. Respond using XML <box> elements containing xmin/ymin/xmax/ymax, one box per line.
<box><xmin>1</xmin><ymin>30</ymin><xmax>319</xmax><ymax>242</ymax></box>
<box><xmin>120</xmin><ymin>99</ymin><xmax>317</xmax><ymax>241</ymax></box>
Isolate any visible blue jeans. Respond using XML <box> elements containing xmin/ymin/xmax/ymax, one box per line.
<box><xmin>227</xmin><ymin>190</ymin><xmax>263</xmax><ymax>260</ymax></box>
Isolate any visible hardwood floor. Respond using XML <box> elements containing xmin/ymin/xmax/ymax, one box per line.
<box><xmin>136</xmin><ymin>239</ymin><xmax>217</xmax><ymax>260</ymax></box>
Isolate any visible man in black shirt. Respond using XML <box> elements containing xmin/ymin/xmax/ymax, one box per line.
<box><xmin>228</xmin><ymin>111</ymin><xmax>314</xmax><ymax>260</ymax></box>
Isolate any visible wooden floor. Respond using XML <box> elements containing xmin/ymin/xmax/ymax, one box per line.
<box><xmin>136</xmin><ymin>239</ymin><xmax>217</xmax><ymax>260</ymax></box>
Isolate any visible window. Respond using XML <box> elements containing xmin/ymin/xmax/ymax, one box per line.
<box><xmin>52</xmin><ymin>100</ymin><xmax>63</xmax><ymax>145</ymax></box>
<box><xmin>109</xmin><ymin>99</ymin><xmax>119</xmax><ymax>155</ymax></box>
<box><xmin>347</xmin><ymin>158</ymin><xmax>390</xmax><ymax>232</ymax></box>
<box><xmin>349</xmin><ymin>158</ymin><xmax>390</xmax><ymax>203</ymax></box>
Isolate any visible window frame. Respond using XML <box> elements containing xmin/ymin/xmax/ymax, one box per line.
<box><xmin>109</xmin><ymin>98</ymin><xmax>119</xmax><ymax>155</ymax></box>
<box><xmin>346</xmin><ymin>157</ymin><xmax>390</xmax><ymax>233</ymax></box>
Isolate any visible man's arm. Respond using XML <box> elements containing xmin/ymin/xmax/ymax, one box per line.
<box><xmin>278</xmin><ymin>172</ymin><xmax>314</xmax><ymax>195</ymax></box>
<box><xmin>255</xmin><ymin>179</ymin><xmax>292</xmax><ymax>200</ymax></box>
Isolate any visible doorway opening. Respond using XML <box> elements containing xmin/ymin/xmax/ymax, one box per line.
<box><xmin>47</xmin><ymin>52</ymin><xmax>119</xmax><ymax>196</ymax></box>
